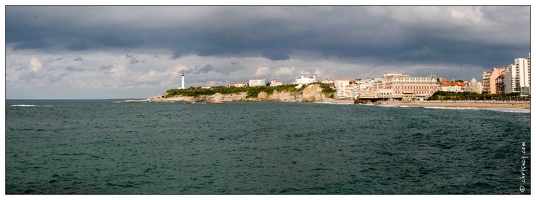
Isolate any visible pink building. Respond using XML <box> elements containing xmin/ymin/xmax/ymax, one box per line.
<box><xmin>486</xmin><ymin>68</ymin><xmax>508</xmax><ymax>94</ymax></box>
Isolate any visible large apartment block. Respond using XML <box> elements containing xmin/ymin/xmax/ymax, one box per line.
<box><xmin>482</xmin><ymin>68</ymin><xmax>508</xmax><ymax>94</ymax></box>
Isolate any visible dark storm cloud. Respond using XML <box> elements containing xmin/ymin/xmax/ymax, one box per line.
<box><xmin>66</xmin><ymin>43</ymin><xmax>89</xmax><ymax>51</ymax></box>
<box><xmin>6</xmin><ymin>6</ymin><xmax>530</xmax><ymax>67</ymax></box>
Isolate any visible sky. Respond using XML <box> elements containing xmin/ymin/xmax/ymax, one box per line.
<box><xmin>4</xmin><ymin>5</ymin><xmax>531</xmax><ymax>99</ymax></box>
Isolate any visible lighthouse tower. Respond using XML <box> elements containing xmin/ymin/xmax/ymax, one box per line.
<box><xmin>181</xmin><ymin>73</ymin><xmax>185</xmax><ymax>89</ymax></box>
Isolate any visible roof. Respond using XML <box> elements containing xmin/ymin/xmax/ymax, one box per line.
<box><xmin>448</xmin><ymin>81</ymin><xmax>467</xmax><ymax>87</ymax></box>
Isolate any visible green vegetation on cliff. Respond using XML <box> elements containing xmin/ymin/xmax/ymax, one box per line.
<box><xmin>165</xmin><ymin>82</ymin><xmax>336</xmax><ymax>98</ymax></box>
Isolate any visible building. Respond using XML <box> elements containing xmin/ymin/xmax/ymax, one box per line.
<box><xmin>504</xmin><ymin>69</ymin><xmax>513</xmax><ymax>94</ymax></box>
<box><xmin>500</xmin><ymin>55</ymin><xmax>531</xmax><ymax>95</ymax></box>
<box><xmin>294</xmin><ymin>75</ymin><xmax>316</xmax><ymax>85</ymax></box>
<box><xmin>515</xmin><ymin>58</ymin><xmax>530</xmax><ymax>93</ymax></box>
<box><xmin>495</xmin><ymin>74</ymin><xmax>505</xmax><ymax>94</ymax></box>
<box><xmin>249</xmin><ymin>79</ymin><xmax>266</xmax><ymax>87</ymax></box>
<box><xmin>321</xmin><ymin>78</ymin><xmax>334</xmax><ymax>84</ymax></box>
<box><xmin>228</xmin><ymin>82</ymin><xmax>248</xmax><ymax>87</ymax></box>
<box><xmin>379</xmin><ymin>74</ymin><xmax>439</xmax><ymax>100</ymax></box>
<box><xmin>345</xmin><ymin>84</ymin><xmax>357</xmax><ymax>99</ymax></box>
<box><xmin>357</xmin><ymin>78</ymin><xmax>380</xmax><ymax>98</ymax></box>
<box><xmin>334</xmin><ymin>78</ymin><xmax>350</xmax><ymax>98</ymax></box>
<box><xmin>482</xmin><ymin>67</ymin><xmax>507</xmax><ymax>94</ymax></box>
<box><xmin>439</xmin><ymin>77</ymin><xmax>450</xmax><ymax>92</ymax></box>
<box><xmin>447</xmin><ymin>80</ymin><xmax>467</xmax><ymax>93</ymax></box>
<box><xmin>202</xmin><ymin>86</ymin><xmax>211</xmax><ymax>89</ymax></box>
<box><xmin>270</xmin><ymin>79</ymin><xmax>285</xmax><ymax>86</ymax></box>
<box><xmin>527</xmin><ymin>53</ymin><xmax>530</xmax><ymax>86</ymax></box>
<box><xmin>466</xmin><ymin>77</ymin><xmax>483</xmax><ymax>94</ymax></box>
<box><xmin>482</xmin><ymin>71</ymin><xmax>491</xmax><ymax>94</ymax></box>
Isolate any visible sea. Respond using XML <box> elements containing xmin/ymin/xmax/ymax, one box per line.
<box><xmin>4</xmin><ymin>100</ymin><xmax>531</xmax><ymax>194</ymax></box>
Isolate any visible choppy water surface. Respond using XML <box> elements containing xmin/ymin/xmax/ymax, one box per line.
<box><xmin>5</xmin><ymin>100</ymin><xmax>531</xmax><ymax>194</ymax></box>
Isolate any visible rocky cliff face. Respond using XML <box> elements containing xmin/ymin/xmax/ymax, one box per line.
<box><xmin>136</xmin><ymin>84</ymin><xmax>329</xmax><ymax>103</ymax></box>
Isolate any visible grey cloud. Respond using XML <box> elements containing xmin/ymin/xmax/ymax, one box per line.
<box><xmin>55</xmin><ymin>57</ymin><xmax>63</xmax><ymax>60</ymax></box>
<box><xmin>18</xmin><ymin>71</ymin><xmax>70</xmax><ymax>84</ymax></box>
<box><xmin>100</xmin><ymin>65</ymin><xmax>113</xmax><ymax>70</ymax></box>
<box><xmin>74</xmin><ymin>57</ymin><xmax>83</xmax><ymax>61</ymax></box>
<box><xmin>65</xmin><ymin>66</ymin><xmax>84</xmax><ymax>72</ymax></box>
<box><xmin>231</xmin><ymin>62</ymin><xmax>239</xmax><ymax>65</ymax></box>
<box><xmin>126</xmin><ymin>54</ymin><xmax>139</xmax><ymax>64</ymax></box>
<box><xmin>15</xmin><ymin>66</ymin><xmax>28</xmax><ymax>71</ymax></box>
<box><xmin>180</xmin><ymin>64</ymin><xmax>214</xmax><ymax>74</ymax></box>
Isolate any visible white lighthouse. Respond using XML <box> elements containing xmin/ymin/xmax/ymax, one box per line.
<box><xmin>181</xmin><ymin>73</ymin><xmax>185</xmax><ymax>89</ymax></box>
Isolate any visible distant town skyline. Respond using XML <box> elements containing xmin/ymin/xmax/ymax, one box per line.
<box><xmin>5</xmin><ymin>5</ymin><xmax>530</xmax><ymax>99</ymax></box>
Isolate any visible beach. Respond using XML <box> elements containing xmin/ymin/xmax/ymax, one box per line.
<box><xmin>387</xmin><ymin>100</ymin><xmax>530</xmax><ymax>110</ymax></box>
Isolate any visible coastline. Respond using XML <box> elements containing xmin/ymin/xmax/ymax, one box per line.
<box><xmin>386</xmin><ymin>101</ymin><xmax>530</xmax><ymax>110</ymax></box>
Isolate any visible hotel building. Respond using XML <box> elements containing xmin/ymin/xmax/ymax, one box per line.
<box><xmin>377</xmin><ymin>74</ymin><xmax>439</xmax><ymax>100</ymax></box>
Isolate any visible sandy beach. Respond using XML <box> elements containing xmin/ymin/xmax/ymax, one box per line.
<box><xmin>387</xmin><ymin>100</ymin><xmax>530</xmax><ymax>110</ymax></box>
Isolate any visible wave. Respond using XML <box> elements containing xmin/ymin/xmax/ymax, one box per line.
<box><xmin>11</xmin><ymin>104</ymin><xmax>37</xmax><ymax>107</ymax></box>
<box><xmin>10</xmin><ymin>104</ymin><xmax>53</xmax><ymax>107</ymax></box>
<box><xmin>377</xmin><ymin>104</ymin><xmax>398</xmax><ymax>107</ymax></box>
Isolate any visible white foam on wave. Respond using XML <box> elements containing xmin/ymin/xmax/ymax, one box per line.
<box><xmin>11</xmin><ymin>104</ymin><xmax>37</xmax><ymax>107</ymax></box>
<box><xmin>377</xmin><ymin>104</ymin><xmax>398</xmax><ymax>107</ymax></box>
<box><xmin>10</xmin><ymin>104</ymin><xmax>53</xmax><ymax>107</ymax></box>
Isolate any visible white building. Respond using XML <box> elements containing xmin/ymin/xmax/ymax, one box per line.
<box><xmin>294</xmin><ymin>75</ymin><xmax>316</xmax><ymax>85</ymax></box>
<box><xmin>503</xmin><ymin>57</ymin><xmax>530</xmax><ymax>94</ymax></box>
<box><xmin>466</xmin><ymin>78</ymin><xmax>483</xmax><ymax>94</ymax></box>
<box><xmin>334</xmin><ymin>78</ymin><xmax>350</xmax><ymax>98</ymax></box>
<box><xmin>270</xmin><ymin>79</ymin><xmax>285</xmax><ymax>86</ymax></box>
<box><xmin>357</xmin><ymin>78</ymin><xmax>380</xmax><ymax>98</ymax></box>
<box><xmin>249</xmin><ymin>79</ymin><xmax>266</xmax><ymax>87</ymax></box>
<box><xmin>228</xmin><ymin>82</ymin><xmax>248</xmax><ymax>87</ymax></box>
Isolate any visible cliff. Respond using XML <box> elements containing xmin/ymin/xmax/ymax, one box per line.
<box><xmin>123</xmin><ymin>84</ymin><xmax>331</xmax><ymax>103</ymax></box>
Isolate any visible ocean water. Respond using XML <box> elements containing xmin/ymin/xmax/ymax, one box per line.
<box><xmin>5</xmin><ymin>100</ymin><xmax>531</xmax><ymax>194</ymax></box>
